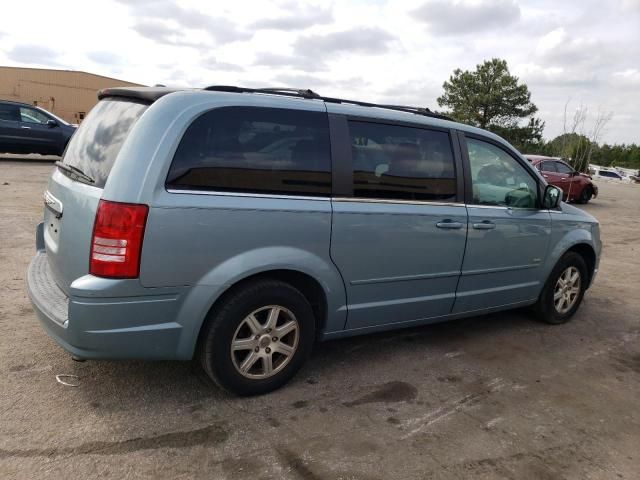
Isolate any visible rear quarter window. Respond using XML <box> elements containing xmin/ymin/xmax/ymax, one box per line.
<box><xmin>61</xmin><ymin>99</ymin><xmax>148</xmax><ymax>188</ymax></box>
<box><xmin>0</xmin><ymin>103</ymin><xmax>20</xmax><ymax>122</ymax></box>
<box><xmin>166</xmin><ymin>107</ymin><xmax>331</xmax><ymax>196</ymax></box>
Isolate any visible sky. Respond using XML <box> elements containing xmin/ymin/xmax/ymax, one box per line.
<box><xmin>1</xmin><ymin>0</ymin><xmax>638</xmax><ymax>144</ymax></box>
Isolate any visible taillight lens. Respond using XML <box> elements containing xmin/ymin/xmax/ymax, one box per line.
<box><xmin>90</xmin><ymin>200</ymin><xmax>149</xmax><ymax>278</ymax></box>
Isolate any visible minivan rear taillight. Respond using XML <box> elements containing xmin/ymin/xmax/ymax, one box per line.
<box><xmin>90</xmin><ymin>200</ymin><xmax>149</xmax><ymax>278</ymax></box>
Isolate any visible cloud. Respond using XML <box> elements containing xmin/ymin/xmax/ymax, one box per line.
<box><xmin>514</xmin><ymin>62</ymin><xmax>599</xmax><ymax>88</ymax></box>
<box><xmin>376</xmin><ymin>81</ymin><xmax>443</xmax><ymax>108</ymax></box>
<box><xmin>612</xmin><ymin>68</ymin><xmax>640</xmax><ymax>86</ymax></box>
<box><xmin>87</xmin><ymin>51</ymin><xmax>124</xmax><ymax>65</ymax></box>
<box><xmin>132</xmin><ymin>20</ymin><xmax>201</xmax><ymax>47</ymax></box>
<box><xmin>7</xmin><ymin>45</ymin><xmax>61</xmax><ymax>66</ymax></box>
<box><xmin>201</xmin><ymin>55</ymin><xmax>244</xmax><ymax>72</ymax></box>
<box><xmin>271</xmin><ymin>72</ymin><xmax>368</xmax><ymax>92</ymax></box>
<box><xmin>535</xmin><ymin>28</ymin><xmax>605</xmax><ymax>67</ymax></box>
<box><xmin>412</xmin><ymin>0</ymin><xmax>520</xmax><ymax>35</ymax></box>
<box><xmin>293</xmin><ymin>27</ymin><xmax>397</xmax><ymax>57</ymax></box>
<box><xmin>252</xmin><ymin>5</ymin><xmax>333</xmax><ymax>30</ymax></box>
<box><xmin>252</xmin><ymin>27</ymin><xmax>397</xmax><ymax>73</ymax></box>
<box><xmin>271</xmin><ymin>72</ymin><xmax>332</xmax><ymax>88</ymax></box>
<box><xmin>253</xmin><ymin>52</ymin><xmax>327</xmax><ymax>72</ymax></box>
<box><xmin>120</xmin><ymin>0</ymin><xmax>251</xmax><ymax>47</ymax></box>
<box><xmin>620</xmin><ymin>0</ymin><xmax>640</xmax><ymax>12</ymax></box>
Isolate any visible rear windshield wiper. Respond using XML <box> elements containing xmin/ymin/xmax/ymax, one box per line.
<box><xmin>55</xmin><ymin>161</ymin><xmax>95</xmax><ymax>184</ymax></box>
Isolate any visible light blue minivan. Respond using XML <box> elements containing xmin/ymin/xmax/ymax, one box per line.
<box><xmin>27</xmin><ymin>86</ymin><xmax>601</xmax><ymax>395</ymax></box>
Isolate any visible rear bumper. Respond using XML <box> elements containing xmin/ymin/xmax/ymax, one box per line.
<box><xmin>27</xmin><ymin>250</ymin><xmax>188</xmax><ymax>360</ymax></box>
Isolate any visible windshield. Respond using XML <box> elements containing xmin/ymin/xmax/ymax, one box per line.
<box><xmin>61</xmin><ymin>99</ymin><xmax>148</xmax><ymax>188</ymax></box>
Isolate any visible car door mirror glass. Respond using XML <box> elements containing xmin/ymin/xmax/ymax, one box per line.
<box><xmin>46</xmin><ymin>119</ymin><xmax>57</xmax><ymax>128</ymax></box>
<box><xmin>543</xmin><ymin>185</ymin><xmax>562</xmax><ymax>209</ymax></box>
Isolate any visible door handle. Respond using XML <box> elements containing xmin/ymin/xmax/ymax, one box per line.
<box><xmin>21</xmin><ymin>126</ymin><xmax>31</xmax><ymax>129</ymax></box>
<box><xmin>436</xmin><ymin>220</ymin><xmax>463</xmax><ymax>230</ymax></box>
<box><xmin>472</xmin><ymin>221</ymin><xmax>496</xmax><ymax>230</ymax></box>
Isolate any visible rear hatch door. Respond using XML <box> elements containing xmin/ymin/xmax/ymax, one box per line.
<box><xmin>44</xmin><ymin>99</ymin><xmax>148</xmax><ymax>293</ymax></box>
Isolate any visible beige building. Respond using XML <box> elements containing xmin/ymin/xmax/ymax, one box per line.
<box><xmin>0</xmin><ymin>66</ymin><xmax>144</xmax><ymax>124</ymax></box>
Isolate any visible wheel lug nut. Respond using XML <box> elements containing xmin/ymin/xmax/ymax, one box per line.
<box><xmin>255</xmin><ymin>335</ymin><xmax>260</xmax><ymax>340</ymax></box>
<box><xmin>272</xmin><ymin>337</ymin><xmax>278</xmax><ymax>342</ymax></box>
<box><xmin>266</xmin><ymin>328</ymin><xmax>272</xmax><ymax>333</ymax></box>
<box><xmin>254</xmin><ymin>347</ymin><xmax>259</xmax><ymax>352</ymax></box>
<box><xmin>265</xmin><ymin>347</ymin><xmax>271</xmax><ymax>353</ymax></box>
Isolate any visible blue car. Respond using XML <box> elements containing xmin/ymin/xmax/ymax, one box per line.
<box><xmin>0</xmin><ymin>100</ymin><xmax>76</xmax><ymax>156</ymax></box>
<box><xmin>27</xmin><ymin>86</ymin><xmax>601</xmax><ymax>395</ymax></box>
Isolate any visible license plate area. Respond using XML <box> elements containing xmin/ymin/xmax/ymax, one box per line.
<box><xmin>43</xmin><ymin>191</ymin><xmax>63</xmax><ymax>253</ymax></box>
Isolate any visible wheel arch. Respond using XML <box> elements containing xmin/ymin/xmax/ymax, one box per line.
<box><xmin>191</xmin><ymin>269</ymin><xmax>329</xmax><ymax>358</ymax></box>
<box><xmin>544</xmin><ymin>223</ymin><xmax>599</xmax><ymax>295</ymax></box>
<box><xmin>173</xmin><ymin>246</ymin><xmax>347</xmax><ymax>360</ymax></box>
<box><xmin>566</xmin><ymin>243</ymin><xmax>597</xmax><ymax>286</ymax></box>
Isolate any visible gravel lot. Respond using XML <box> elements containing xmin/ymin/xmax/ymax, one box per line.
<box><xmin>1</xmin><ymin>160</ymin><xmax>639</xmax><ymax>479</ymax></box>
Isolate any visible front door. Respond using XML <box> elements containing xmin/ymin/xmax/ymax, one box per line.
<box><xmin>330</xmin><ymin>118</ymin><xmax>467</xmax><ymax>330</ymax></box>
<box><xmin>18</xmin><ymin>106</ymin><xmax>62</xmax><ymax>154</ymax></box>
<box><xmin>553</xmin><ymin>161</ymin><xmax>579</xmax><ymax>200</ymax></box>
<box><xmin>454</xmin><ymin>135</ymin><xmax>552</xmax><ymax>313</ymax></box>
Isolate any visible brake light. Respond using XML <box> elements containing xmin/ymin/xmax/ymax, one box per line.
<box><xmin>90</xmin><ymin>200</ymin><xmax>149</xmax><ymax>278</ymax></box>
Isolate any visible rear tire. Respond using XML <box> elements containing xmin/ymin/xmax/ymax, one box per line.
<box><xmin>533</xmin><ymin>252</ymin><xmax>588</xmax><ymax>324</ymax></box>
<box><xmin>577</xmin><ymin>186</ymin><xmax>593</xmax><ymax>204</ymax></box>
<box><xmin>199</xmin><ymin>279</ymin><xmax>315</xmax><ymax>396</ymax></box>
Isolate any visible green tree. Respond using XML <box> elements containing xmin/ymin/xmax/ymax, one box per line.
<box><xmin>545</xmin><ymin>135</ymin><xmax>640</xmax><ymax>172</ymax></box>
<box><xmin>437</xmin><ymin>58</ymin><xmax>543</xmax><ymax>150</ymax></box>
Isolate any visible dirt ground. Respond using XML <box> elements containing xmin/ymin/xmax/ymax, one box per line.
<box><xmin>1</xmin><ymin>160</ymin><xmax>639</xmax><ymax>480</ymax></box>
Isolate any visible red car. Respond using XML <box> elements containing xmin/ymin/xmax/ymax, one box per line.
<box><xmin>524</xmin><ymin>155</ymin><xmax>598</xmax><ymax>204</ymax></box>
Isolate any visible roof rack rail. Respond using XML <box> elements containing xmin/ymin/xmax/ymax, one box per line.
<box><xmin>204</xmin><ymin>85</ymin><xmax>321</xmax><ymax>99</ymax></box>
<box><xmin>203</xmin><ymin>85</ymin><xmax>451</xmax><ymax>121</ymax></box>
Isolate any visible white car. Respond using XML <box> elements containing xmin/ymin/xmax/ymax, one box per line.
<box><xmin>592</xmin><ymin>168</ymin><xmax>632</xmax><ymax>183</ymax></box>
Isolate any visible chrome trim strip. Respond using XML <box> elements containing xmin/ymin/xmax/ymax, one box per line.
<box><xmin>166</xmin><ymin>188</ymin><xmax>330</xmax><ymax>201</ymax></box>
<box><xmin>466</xmin><ymin>204</ymin><xmax>511</xmax><ymax>210</ymax></box>
<box><xmin>332</xmin><ymin>197</ymin><xmax>463</xmax><ymax>207</ymax></box>
<box><xmin>351</xmin><ymin>270</ymin><xmax>461</xmax><ymax>285</ymax></box>
<box><xmin>461</xmin><ymin>263</ymin><xmax>540</xmax><ymax>276</ymax></box>
<box><xmin>43</xmin><ymin>190</ymin><xmax>63</xmax><ymax>218</ymax></box>
<box><xmin>455</xmin><ymin>281</ymin><xmax>539</xmax><ymax>297</ymax></box>
<box><xmin>165</xmin><ymin>189</ymin><xmax>548</xmax><ymax>211</ymax></box>
<box><xmin>348</xmin><ymin>292</ymin><xmax>454</xmax><ymax>311</ymax></box>
<box><xmin>465</xmin><ymin>204</ymin><xmax>541</xmax><ymax>211</ymax></box>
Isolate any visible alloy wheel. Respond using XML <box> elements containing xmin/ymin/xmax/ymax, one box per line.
<box><xmin>230</xmin><ymin>305</ymin><xmax>300</xmax><ymax>379</ymax></box>
<box><xmin>553</xmin><ymin>266</ymin><xmax>581</xmax><ymax>314</ymax></box>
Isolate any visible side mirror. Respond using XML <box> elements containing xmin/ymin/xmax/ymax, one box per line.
<box><xmin>543</xmin><ymin>185</ymin><xmax>562</xmax><ymax>209</ymax></box>
<box><xmin>570</xmin><ymin>171</ymin><xmax>580</xmax><ymax>177</ymax></box>
<box><xmin>46</xmin><ymin>119</ymin><xmax>58</xmax><ymax>128</ymax></box>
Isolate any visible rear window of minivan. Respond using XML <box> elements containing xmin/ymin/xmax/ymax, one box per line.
<box><xmin>61</xmin><ymin>99</ymin><xmax>148</xmax><ymax>188</ymax></box>
<box><xmin>166</xmin><ymin>107</ymin><xmax>331</xmax><ymax>196</ymax></box>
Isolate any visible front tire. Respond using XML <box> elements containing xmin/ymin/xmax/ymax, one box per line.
<box><xmin>533</xmin><ymin>252</ymin><xmax>588</xmax><ymax>324</ymax></box>
<box><xmin>577</xmin><ymin>186</ymin><xmax>593</xmax><ymax>204</ymax></box>
<box><xmin>199</xmin><ymin>279</ymin><xmax>315</xmax><ymax>396</ymax></box>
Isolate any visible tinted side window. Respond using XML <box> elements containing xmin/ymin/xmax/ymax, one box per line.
<box><xmin>20</xmin><ymin>107</ymin><xmax>49</xmax><ymax>124</ymax></box>
<box><xmin>540</xmin><ymin>161</ymin><xmax>557</xmax><ymax>172</ymax></box>
<box><xmin>600</xmin><ymin>171</ymin><xmax>620</xmax><ymax>179</ymax></box>
<box><xmin>348</xmin><ymin>121</ymin><xmax>456</xmax><ymax>201</ymax></box>
<box><xmin>466</xmin><ymin>137</ymin><xmax>538</xmax><ymax>208</ymax></box>
<box><xmin>0</xmin><ymin>104</ymin><xmax>19</xmax><ymax>122</ymax></box>
<box><xmin>167</xmin><ymin>107</ymin><xmax>331</xmax><ymax>197</ymax></box>
<box><xmin>555</xmin><ymin>162</ymin><xmax>573</xmax><ymax>174</ymax></box>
